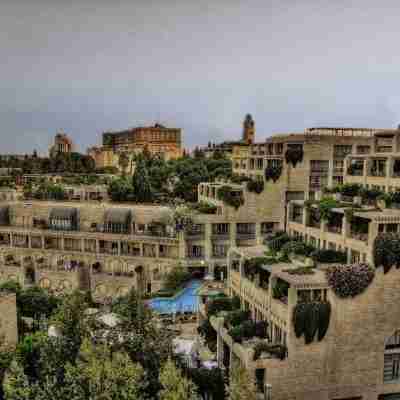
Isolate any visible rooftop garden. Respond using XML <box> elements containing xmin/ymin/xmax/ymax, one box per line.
<box><xmin>217</xmin><ymin>185</ymin><xmax>244</xmax><ymax>209</ymax></box>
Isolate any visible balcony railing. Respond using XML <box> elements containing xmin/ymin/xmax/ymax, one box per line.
<box><xmin>326</xmin><ymin>225</ymin><xmax>342</xmax><ymax>234</ymax></box>
<box><xmin>369</xmin><ymin>170</ymin><xmax>386</xmax><ymax>177</ymax></box>
<box><xmin>237</xmin><ymin>233</ymin><xmax>256</xmax><ymax>240</ymax></box>
<box><xmin>350</xmin><ymin>232</ymin><xmax>368</xmax><ymax>242</ymax></box>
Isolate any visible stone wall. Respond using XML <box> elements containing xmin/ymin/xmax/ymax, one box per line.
<box><xmin>0</xmin><ymin>293</ymin><xmax>17</xmax><ymax>346</ymax></box>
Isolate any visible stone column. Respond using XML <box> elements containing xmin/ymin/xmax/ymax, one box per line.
<box><xmin>81</xmin><ymin>238</ymin><xmax>85</xmax><ymax>253</ymax></box>
<box><xmin>204</xmin><ymin>223</ymin><xmax>212</xmax><ymax>263</ymax></box>
<box><xmin>178</xmin><ymin>232</ymin><xmax>186</xmax><ymax>259</ymax></box>
<box><xmin>10</xmin><ymin>234</ymin><xmax>13</xmax><ymax>248</ymax></box>
<box><xmin>28</xmin><ymin>235</ymin><xmax>31</xmax><ymax>249</ymax></box>
<box><xmin>41</xmin><ymin>236</ymin><xmax>45</xmax><ymax>249</ymax></box>
<box><xmin>255</xmin><ymin>222</ymin><xmax>262</xmax><ymax>245</ymax></box>
<box><xmin>229</xmin><ymin>222</ymin><xmax>236</xmax><ymax>247</ymax></box>
<box><xmin>96</xmin><ymin>239</ymin><xmax>100</xmax><ymax>254</ymax></box>
<box><xmin>117</xmin><ymin>241</ymin><xmax>121</xmax><ymax>256</ymax></box>
<box><xmin>60</xmin><ymin>237</ymin><xmax>64</xmax><ymax>251</ymax></box>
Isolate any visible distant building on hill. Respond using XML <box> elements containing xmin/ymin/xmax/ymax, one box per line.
<box><xmin>49</xmin><ymin>132</ymin><xmax>74</xmax><ymax>157</ymax></box>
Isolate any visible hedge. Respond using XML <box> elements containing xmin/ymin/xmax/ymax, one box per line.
<box><xmin>311</xmin><ymin>249</ymin><xmax>347</xmax><ymax>264</ymax></box>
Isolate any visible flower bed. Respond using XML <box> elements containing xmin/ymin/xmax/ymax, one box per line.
<box><xmin>326</xmin><ymin>263</ymin><xmax>375</xmax><ymax>298</ymax></box>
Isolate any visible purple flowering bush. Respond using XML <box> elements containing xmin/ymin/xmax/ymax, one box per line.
<box><xmin>326</xmin><ymin>263</ymin><xmax>375</xmax><ymax>298</ymax></box>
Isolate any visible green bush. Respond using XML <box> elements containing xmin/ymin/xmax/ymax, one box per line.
<box><xmin>266</xmin><ymin>233</ymin><xmax>291</xmax><ymax>252</ymax></box>
<box><xmin>281</xmin><ymin>241</ymin><xmax>314</xmax><ymax>257</ymax></box>
<box><xmin>217</xmin><ymin>185</ymin><xmax>244</xmax><ymax>209</ymax></box>
<box><xmin>311</xmin><ymin>249</ymin><xmax>347</xmax><ymax>264</ymax></box>
<box><xmin>246</xmin><ymin>178</ymin><xmax>264</xmax><ymax>194</ymax></box>
<box><xmin>253</xmin><ymin>342</ymin><xmax>287</xmax><ymax>360</ymax></box>
<box><xmin>193</xmin><ymin>201</ymin><xmax>217</xmax><ymax>214</ymax></box>
<box><xmin>264</xmin><ymin>165</ymin><xmax>282</xmax><ymax>182</ymax></box>
<box><xmin>224</xmin><ymin>310</ymin><xmax>251</xmax><ymax>328</ymax></box>
<box><xmin>163</xmin><ymin>267</ymin><xmax>191</xmax><ymax>292</ymax></box>
<box><xmin>206</xmin><ymin>296</ymin><xmax>240</xmax><ymax>317</ymax></box>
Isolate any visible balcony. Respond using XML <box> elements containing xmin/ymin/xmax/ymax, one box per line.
<box><xmin>237</xmin><ymin>233</ymin><xmax>256</xmax><ymax>240</ymax></box>
<box><xmin>350</xmin><ymin>232</ymin><xmax>368</xmax><ymax>242</ymax></box>
<box><xmin>326</xmin><ymin>225</ymin><xmax>342</xmax><ymax>235</ymax></box>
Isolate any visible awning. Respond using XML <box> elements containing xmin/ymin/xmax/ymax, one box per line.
<box><xmin>104</xmin><ymin>209</ymin><xmax>132</xmax><ymax>225</ymax></box>
<box><xmin>50</xmin><ymin>207</ymin><xmax>77</xmax><ymax>220</ymax></box>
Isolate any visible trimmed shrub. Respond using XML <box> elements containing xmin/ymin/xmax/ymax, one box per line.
<box><xmin>281</xmin><ymin>240</ymin><xmax>314</xmax><ymax>257</ymax></box>
<box><xmin>311</xmin><ymin>249</ymin><xmax>347</xmax><ymax>264</ymax></box>
<box><xmin>193</xmin><ymin>201</ymin><xmax>217</xmax><ymax>214</ymax></box>
<box><xmin>326</xmin><ymin>263</ymin><xmax>375</xmax><ymax>298</ymax></box>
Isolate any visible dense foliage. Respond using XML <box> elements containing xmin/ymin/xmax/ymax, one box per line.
<box><xmin>246</xmin><ymin>178</ymin><xmax>264</xmax><ymax>194</ymax></box>
<box><xmin>326</xmin><ymin>264</ymin><xmax>375</xmax><ymax>298</ymax></box>
<box><xmin>162</xmin><ymin>267</ymin><xmax>191</xmax><ymax>294</ymax></box>
<box><xmin>281</xmin><ymin>241</ymin><xmax>314</xmax><ymax>257</ymax></box>
<box><xmin>0</xmin><ymin>152</ymin><xmax>96</xmax><ymax>175</ymax></box>
<box><xmin>310</xmin><ymin>249</ymin><xmax>347</xmax><ymax>264</ymax></box>
<box><xmin>191</xmin><ymin>201</ymin><xmax>217</xmax><ymax>214</ymax></box>
<box><xmin>186</xmin><ymin>367</ymin><xmax>226</xmax><ymax>400</ymax></box>
<box><xmin>108</xmin><ymin>152</ymin><xmax>232</xmax><ymax>203</ymax></box>
<box><xmin>217</xmin><ymin>186</ymin><xmax>244</xmax><ymax>209</ymax></box>
<box><xmin>253</xmin><ymin>342</ymin><xmax>287</xmax><ymax>360</ymax></box>
<box><xmin>373</xmin><ymin>234</ymin><xmax>400</xmax><ymax>273</ymax></box>
<box><xmin>228</xmin><ymin>320</ymin><xmax>268</xmax><ymax>343</ymax></box>
<box><xmin>285</xmin><ymin>147</ymin><xmax>303</xmax><ymax>168</ymax></box>
<box><xmin>265</xmin><ymin>232</ymin><xmax>291</xmax><ymax>252</ymax></box>
<box><xmin>264</xmin><ymin>165</ymin><xmax>282</xmax><ymax>182</ymax></box>
<box><xmin>197</xmin><ymin>320</ymin><xmax>217</xmax><ymax>352</ymax></box>
<box><xmin>205</xmin><ymin>296</ymin><xmax>240</xmax><ymax>317</ymax></box>
<box><xmin>293</xmin><ymin>302</ymin><xmax>331</xmax><ymax>344</ymax></box>
<box><xmin>0</xmin><ymin>287</ymin><xmax>191</xmax><ymax>400</ymax></box>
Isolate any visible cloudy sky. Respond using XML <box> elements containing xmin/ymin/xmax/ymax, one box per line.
<box><xmin>2</xmin><ymin>0</ymin><xmax>400</xmax><ymax>154</ymax></box>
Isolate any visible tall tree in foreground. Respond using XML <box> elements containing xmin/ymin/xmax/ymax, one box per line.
<box><xmin>228</xmin><ymin>363</ymin><xmax>257</xmax><ymax>400</ymax></box>
<box><xmin>159</xmin><ymin>358</ymin><xmax>198</xmax><ymax>400</ymax></box>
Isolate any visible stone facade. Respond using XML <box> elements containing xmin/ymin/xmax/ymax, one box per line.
<box><xmin>204</xmin><ymin>246</ymin><xmax>400</xmax><ymax>400</ymax></box>
<box><xmin>49</xmin><ymin>132</ymin><xmax>74</xmax><ymax>157</ymax></box>
<box><xmin>0</xmin><ymin>292</ymin><xmax>17</xmax><ymax>346</ymax></box>
<box><xmin>88</xmin><ymin>123</ymin><xmax>182</xmax><ymax>171</ymax></box>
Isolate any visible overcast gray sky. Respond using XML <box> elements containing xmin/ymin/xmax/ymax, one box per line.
<box><xmin>1</xmin><ymin>0</ymin><xmax>400</xmax><ymax>154</ymax></box>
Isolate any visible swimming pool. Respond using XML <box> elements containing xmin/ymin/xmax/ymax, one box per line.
<box><xmin>148</xmin><ymin>280</ymin><xmax>202</xmax><ymax>314</ymax></box>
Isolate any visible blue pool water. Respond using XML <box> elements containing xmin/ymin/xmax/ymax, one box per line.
<box><xmin>148</xmin><ymin>280</ymin><xmax>202</xmax><ymax>314</ymax></box>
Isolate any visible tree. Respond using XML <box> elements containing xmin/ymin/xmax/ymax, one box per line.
<box><xmin>51</xmin><ymin>291</ymin><xmax>89</xmax><ymax>362</ymax></box>
<box><xmin>76</xmin><ymin>340</ymin><xmax>145</xmax><ymax>400</ymax></box>
<box><xmin>159</xmin><ymin>359</ymin><xmax>198</xmax><ymax>400</ymax></box>
<box><xmin>228</xmin><ymin>363</ymin><xmax>257</xmax><ymax>400</ymax></box>
<box><xmin>3</xmin><ymin>362</ymin><xmax>32</xmax><ymax>400</ymax></box>
<box><xmin>132</xmin><ymin>158</ymin><xmax>153</xmax><ymax>203</ymax></box>
<box><xmin>0</xmin><ymin>337</ymin><xmax>13</xmax><ymax>400</ymax></box>
<box><xmin>118</xmin><ymin>152</ymin><xmax>130</xmax><ymax>176</ymax></box>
